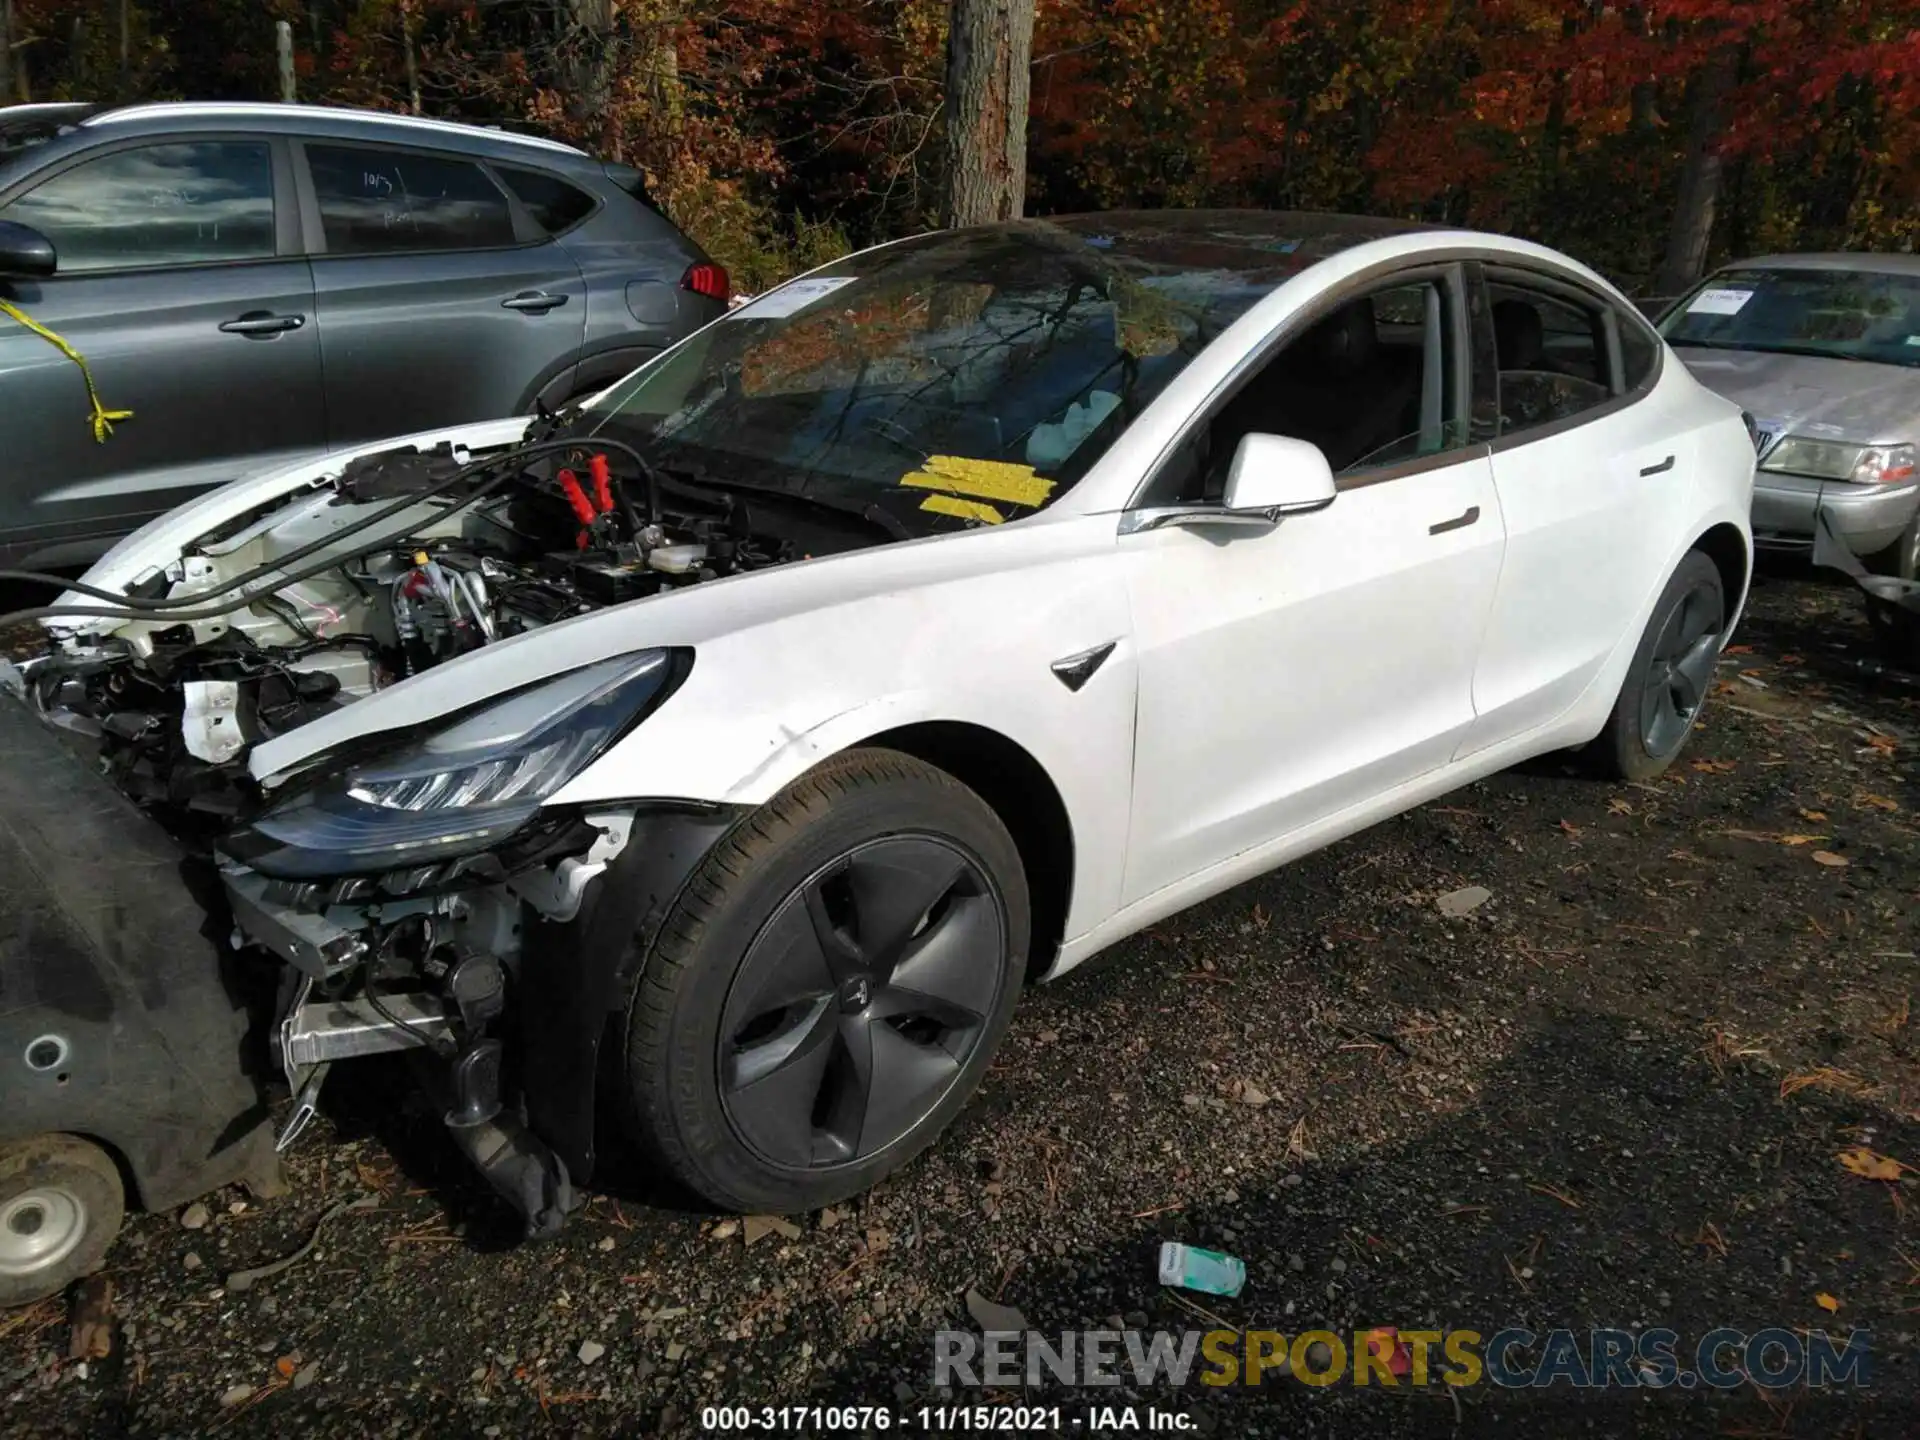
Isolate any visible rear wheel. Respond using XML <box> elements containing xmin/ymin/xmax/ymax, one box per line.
<box><xmin>0</xmin><ymin>1135</ymin><xmax>124</xmax><ymax>1308</ymax></box>
<box><xmin>621</xmin><ymin>749</ymin><xmax>1030</xmax><ymax>1213</ymax></box>
<box><xmin>1589</xmin><ymin>549</ymin><xmax>1727</xmax><ymax>781</ymax></box>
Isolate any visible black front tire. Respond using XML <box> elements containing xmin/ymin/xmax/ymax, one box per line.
<box><xmin>1589</xmin><ymin>549</ymin><xmax>1727</xmax><ymax>781</ymax></box>
<box><xmin>620</xmin><ymin>749</ymin><xmax>1030</xmax><ymax>1214</ymax></box>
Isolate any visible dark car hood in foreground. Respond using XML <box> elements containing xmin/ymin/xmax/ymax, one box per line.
<box><xmin>1674</xmin><ymin>346</ymin><xmax>1920</xmax><ymax>446</ymax></box>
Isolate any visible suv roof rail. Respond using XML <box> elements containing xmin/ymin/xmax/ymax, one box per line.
<box><xmin>82</xmin><ymin>101</ymin><xmax>589</xmax><ymax>157</ymax></box>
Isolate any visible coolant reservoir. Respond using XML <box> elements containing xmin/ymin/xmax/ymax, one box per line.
<box><xmin>647</xmin><ymin>544</ymin><xmax>708</xmax><ymax>575</ymax></box>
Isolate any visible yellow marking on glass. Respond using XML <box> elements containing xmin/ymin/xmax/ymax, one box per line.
<box><xmin>919</xmin><ymin>493</ymin><xmax>1005</xmax><ymax>525</ymax></box>
<box><xmin>900</xmin><ymin>455</ymin><xmax>1055</xmax><ymax>508</ymax></box>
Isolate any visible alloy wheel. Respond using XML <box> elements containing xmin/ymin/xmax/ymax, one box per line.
<box><xmin>717</xmin><ymin>834</ymin><xmax>1007</xmax><ymax>1170</ymax></box>
<box><xmin>1639</xmin><ymin>578</ymin><xmax>1725</xmax><ymax>757</ymax></box>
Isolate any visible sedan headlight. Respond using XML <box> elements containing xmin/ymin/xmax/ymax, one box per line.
<box><xmin>226</xmin><ymin>650</ymin><xmax>683</xmax><ymax>878</ymax></box>
<box><xmin>1760</xmin><ymin>436</ymin><xmax>1916</xmax><ymax>485</ymax></box>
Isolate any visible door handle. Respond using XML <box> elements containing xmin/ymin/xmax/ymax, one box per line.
<box><xmin>502</xmin><ymin>291</ymin><xmax>569</xmax><ymax>313</ymax></box>
<box><xmin>219</xmin><ymin>312</ymin><xmax>305</xmax><ymax>337</ymax></box>
<box><xmin>1428</xmin><ymin>505</ymin><xmax>1480</xmax><ymax>536</ymax></box>
<box><xmin>1639</xmin><ymin>454</ymin><xmax>1677</xmax><ymax>477</ymax></box>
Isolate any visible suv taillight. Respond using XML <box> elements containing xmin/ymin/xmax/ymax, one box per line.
<box><xmin>682</xmin><ymin>263</ymin><xmax>730</xmax><ymax>304</ymax></box>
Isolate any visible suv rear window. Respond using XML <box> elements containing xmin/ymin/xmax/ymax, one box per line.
<box><xmin>306</xmin><ymin>143</ymin><xmax>516</xmax><ymax>254</ymax></box>
<box><xmin>497</xmin><ymin>166</ymin><xmax>596</xmax><ymax>235</ymax></box>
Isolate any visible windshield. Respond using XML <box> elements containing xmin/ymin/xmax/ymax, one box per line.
<box><xmin>1660</xmin><ymin>266</ymin><xmax>1920</xmax><ymax>368</ymax></box>
<box><xmin>583</xmin><ymin>221</ymin><xmax>1293</xmax><ymax>534</ymax></box>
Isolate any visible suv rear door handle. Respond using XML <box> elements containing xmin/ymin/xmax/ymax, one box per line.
<box><xmin>219</xmin><ymin>312</ymin><xmax>305</xmax><ymax>337</ymax></box>
<box><xmin>502</xmin><ymin>291</ymin><xmax>568</xmax><ymax>313</ymax></box>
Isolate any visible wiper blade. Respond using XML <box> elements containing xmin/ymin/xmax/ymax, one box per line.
<box><xmin>651</xmin><ymin>459</ymin><xmax>915</xmax><ymax>542</ymax></box>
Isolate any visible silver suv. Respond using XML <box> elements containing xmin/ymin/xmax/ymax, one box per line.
<box><xmin>0</xmin><ymin>101</ymin><xmax>726</xmax><ymax>570</ymax></box>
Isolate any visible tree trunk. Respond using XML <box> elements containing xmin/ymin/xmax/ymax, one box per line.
<box><xmin>0</xmin><ymin>0</ymin><xmax>13</xmax><ymax>105</ymax></box>
<box><xmin>399</xmin><ymin>0</ymin><xmax>421</xmax><ymax>115</ymax></box>
<box><xmin>941</xmin><ymin>0</ymin><xmax>1036</xmax><ymax>227</ymax></box>
<box><xmin>1656</xmin><ymin>47</ymin><xmax>1737</xmax><ymax>296</ymax></box>
<box><xmin>117</xmin><ymin>0</ymin><xmax>129</xmax><ymax>88</ymax></box>
<box><xmin>565</xmin><ymin>0</ymin><xmax>618</xmax><ymax>130</ymax></box>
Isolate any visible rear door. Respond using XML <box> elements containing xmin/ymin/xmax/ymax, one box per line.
<box><xmin>0</xmin><ymin>136</ymin><xmax>324</xmax><ymax>563</ymax></box>
<box><xmin>1456</xmin><ymin>266</ymin><xmax>1688</xmax><ymax>757</ymax></box>
<box><xmin>296</xmin><ymin>139</ymin><xmax>588</xmax><ymax>444</ymax></box>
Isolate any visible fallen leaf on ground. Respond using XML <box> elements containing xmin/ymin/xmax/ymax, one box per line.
<box><xmin>1837</xmin><ymin>1147</ymin><xmax>1905</xmax><ymax>1181</ymax></box>
<box><xmin>1608</xmin><ymin>798</ymin><xmax>1633</xmax><ymax>815</ymax></box>
<box><xmin>66</xmin><ymin>1276</ymin><xmax>112</xmax><ymax>1361</ymax></box>
<box><xmin>1816</xmin><ymin>1292</ymin><xmax>1841</xmax><ymax>1314</ymax></box>
<box><xmin>1799</xmin><ymin>809</ymin><xmax>1829</xmax><ymax>822</ymax></box>
<box><xmin>1811</xmin><ymin>850</ymin><xmax>1850</xmax><ymax>867</ymax></box>
<box><xmin>1691</xmin><ymin>759</ymin><xmax>1737</xmax><ymax>773</ymax></box>
<box><xmin>1778</xmin><ymin>834</ymin><xmax>1826</xmax><ymax>846</ymax></box>
<box><xmin>274</xmin><ymin>1353</ymin><xmax>301</xmax><ymax>1378</ymax></box>
<box><xmin>1558</xmin><ymin>819</ymin><xmax>1582</xmax><ymax>837</ymax></box>
<box><xmin>1859</xmin><ymin>793</ymin><xmax>1901</xmax><ymax>812</ymax></box>
<box><xmin>1725</xmin><ymin>644</ymin><xmax>1755</xmax><ymax>655</ymax></box>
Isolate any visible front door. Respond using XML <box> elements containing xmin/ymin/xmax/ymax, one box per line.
<box><xmin>1120</xmin><ymin>270</ymin><xmax>1507</xmax><ymax>905</ymax></box>
<box><xmin>297</xmin><ymin>140</ymin><xmax>588</xmax><ymax>445</ymax></box>
<box><xmin>0</xmin><ymin>137</ymin><xmax>324</xmax><ymax>563</ymax></box>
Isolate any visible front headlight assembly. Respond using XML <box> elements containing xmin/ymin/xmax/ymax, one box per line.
<box><xmin>1760</xmin><ymin>437</ymin><xmax>1917</xmax><ymax>485</ymax></box>
<box><xmin>226</xmin><ymin>649</ymin><xmax>684</xmax><ymax>878</ymax></box>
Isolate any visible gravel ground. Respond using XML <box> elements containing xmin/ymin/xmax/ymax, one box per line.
<box><xmin>4</xmin><ymin>563</ymin><xmax>1919</xmax><ymax>1438</ymax></box>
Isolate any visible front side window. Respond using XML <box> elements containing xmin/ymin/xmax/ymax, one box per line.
<box><xmin>1660</xmin><ymin>266</ymin><xmax>1920</xmax><ymax>369</ymax></box>
<box><xmin>586</xmin><ymin>223</ymin><xmax>1293</xmax><ymax>534</ymax></box>
<box><xmin>1148</xmin><ymin>274</ymin><xmax>1471</xmax><ymax>506</ymax></box>
<box><xmin>3</xmin><ymin>141</ymin><xmax>274</xmax><ymax>273</ymax></box>
<box><xmin>1487</xmin><ymin>281</ymin><xmax>1613</xmax><ymax>436</ymax></box>
<box><xmin>306</xmin><ymin>144</ymin><xmax>516</xmax><ymax>255</ymax></box>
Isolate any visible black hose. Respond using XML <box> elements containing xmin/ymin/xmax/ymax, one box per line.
<box><xmin>7</xmin><ymin>434</ymin><xmax>657</xmax><ymax>632</ymax></box>
<box><xmin>0</xmin><ymin>465</ymin><xmax>526</xmax><ymax>631</ymax></box>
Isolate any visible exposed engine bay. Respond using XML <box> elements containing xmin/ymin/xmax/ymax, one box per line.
<box><xmin>10</xmin><ymin>426</ymin><xmax>851</xmax><ymax>1239</ymax></box>
<box><xmin>25</xmin><ymin>430</ymin><xmax>812</xmax><ymax>820</ymax></box>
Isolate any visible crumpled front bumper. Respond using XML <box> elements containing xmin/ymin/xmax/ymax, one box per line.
<box><xmin>0</xmin><ymin>696</ymin><xmax>281</xmax><ymax>1213</ymax></box>
<box><xmin>1754</xmin><ymin>471</ymin><xmax>1920</xmax><ymax>554</ymax></box>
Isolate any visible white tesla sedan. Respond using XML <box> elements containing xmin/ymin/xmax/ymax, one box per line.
<box><xmin>17</xmin><ymin>211</ymin><xmax>1754</xmax><ymax>1235</ymax></box>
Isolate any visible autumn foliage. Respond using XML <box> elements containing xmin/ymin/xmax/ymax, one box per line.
<box><xmin>5</xmin><ymin>0</ymin><xmax>1919</xmax><ymax>290</ymax></box>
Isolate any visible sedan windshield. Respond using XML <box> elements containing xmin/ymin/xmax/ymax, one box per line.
<box><xmin>1660</xmin><ymin>266</ymin><xmax>1920</xmax><ymax>368</ymax></box>
<box><xmin>582</xmin><ymin>220</ymin><xmax>1299</xmax><ymax>534</ymax></box>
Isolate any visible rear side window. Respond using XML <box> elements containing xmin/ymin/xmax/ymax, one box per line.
<box><xmin>1487</xmin><ymin>280</ymin><xmax>1614</xmax><ymax>437</ymax></box>
<box><xmin>496</xmin><ymin>165</ymin><xmax>596</xmax><ymax>235</ymax></box>
<box><xmin>3</xmin><ymin>141</ymin><xmax>274</xmax><ymax>272</ymax></box>
<box><xmin>306</xmin><ymin>143</ymin><xmax>516</xmax><ymax>254</ymax></box>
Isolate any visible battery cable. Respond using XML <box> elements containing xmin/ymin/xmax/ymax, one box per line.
<box><xmin>0</xmin><ymin>298</ymin><xmax>133</xmax><ymax>442</ymax></box>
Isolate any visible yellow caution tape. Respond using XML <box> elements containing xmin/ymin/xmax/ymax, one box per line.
<box><xmin>901</xmin><ymin>455</ymin><xmax>1055</xmax><ymax>508</ymax></box>
<box><xmin>919</xmin><ymin>493</ymin><xmax>1004</xmax><ymax>525</ymax></box>
<box><xmin>0</xmin><ymin>298</ymin><xmax>134</xmax><ymax>443</ymax></box>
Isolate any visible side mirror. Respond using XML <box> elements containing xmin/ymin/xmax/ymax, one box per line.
<box><xmin>0</xmin><ymin>220</ymin><xmax>56</xmax><ymax>279</ymax></box>
<box><xmin>1222</xmin><ymin>433</ymin><xmax>1336</xmax><ymax>520</ymax></box>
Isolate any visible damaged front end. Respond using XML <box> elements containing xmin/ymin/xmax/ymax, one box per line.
<box><xmin>11</xmin><ymin>425</ymin><xmax>791</xmax><ymax>1237</ymax></box>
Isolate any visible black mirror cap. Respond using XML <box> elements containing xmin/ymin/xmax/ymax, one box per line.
<box><xmin>0</xmin><ymin>219</ymin><xmax>56</xmax><ymax>279</ymax></box>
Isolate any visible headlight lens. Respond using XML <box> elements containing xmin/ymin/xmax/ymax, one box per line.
<box><xmin>1760</xmin><ymin>436</ymin><xmax>1917</xmax><ymax>485</ymax></box>
<box><xmin>227</xmin><ymin>650</ymin><xmax>680</xmax><ymax>878</ymax></box>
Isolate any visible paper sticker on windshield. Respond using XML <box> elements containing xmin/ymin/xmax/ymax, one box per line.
<box><xmin>1687</xmin><ymin>288</ymin><xmax>1754</xmax><ymax>316</ymax></box>
<box><xmin>733</xmin><ymin>276</ymin><xmax>857</xmax><ymax>320</ymax></box>
<box><xmin>901</xmin><ymin>456</ymin><xmax>1056</xmax><ymax>508</ymax></box>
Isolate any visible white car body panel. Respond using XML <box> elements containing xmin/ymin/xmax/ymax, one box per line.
<box><xmin>53</xmin><ymin>225</ymin><xmax>1756</xmax><ymax>983</ymax></box>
